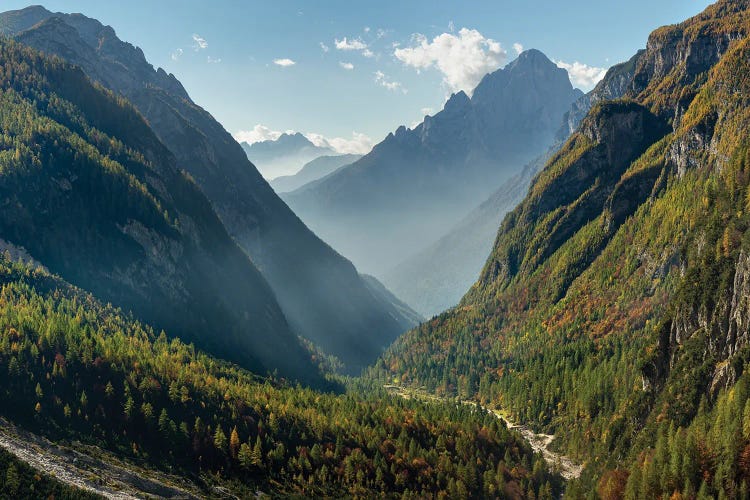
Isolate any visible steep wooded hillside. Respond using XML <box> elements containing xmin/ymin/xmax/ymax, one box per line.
<box><xmin>0</xmin><ymin>38</ymin><xmax>322</xmax><ymax>384</ymax></box>
<box><xmin>374</xmin><ymin>2</ymin><xmax>750</xmax><ymax>496</ymax></box>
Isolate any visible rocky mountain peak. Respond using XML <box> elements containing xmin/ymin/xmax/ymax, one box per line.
<box><xmin>444</xmin><ymin>90</ymin><xmax>470</xmax><ymax>111</ymax></box>
<box><xmin>0</xmin><ymin>5</ymin><xmax>51</xmax><ymax>35</ymax></box>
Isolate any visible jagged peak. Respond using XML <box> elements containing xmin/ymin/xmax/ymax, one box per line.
<box><xmin>472</xmin><ymin>48</ymin><xmax>572</xmax><ymax>101</ymax></box>
<box><xmin>10</xmin><ymin>4</ymin><xmax>51</xmax><ymax>16</ymax></box>
<box><xmin>0</xmin><ymin>5</ymin><xmax>53</xmax><ymax>35</ymax></box>
<box><xmin>507</xmin><ymin>48</ymin><xmax>558</xmax><ymax>72</ymax></box>
<box><xmin>444</xmin><ymin>90</ymin><xmax>470</xmax><ymax>111</ymax></box>
<box><xmin>515</xmin><ymin>48</ymin><xmax>551</xmax><ymax>63</ymax></box>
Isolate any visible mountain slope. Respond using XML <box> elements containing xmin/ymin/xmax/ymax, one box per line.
<box><xmin>0</xmin><ymin>38</ymin><xmax>321</xmax><ymax>384</ymax></box>
<box><xmin>241</xmin><ymin>132</ymin><xmax>333</xmax><ymax>179</ymax></box>
<box><xmin>374</xmin><ymin>1</ymin><xmax>750</xmax><ymax>496</ymax></box>
<box><xmin>284</xmin><ymin>49</ymin><xmax>582</xmax><ymax>276</ymax></box>
<box><xmin>3</xmin><ymin>6</ymin><xmax>419</xmax><ymax>373</ymax></box>
<box><xmin>270</xmin><ymin>153</ymin><xmax>361</xmax><ymax>193</ymax></box>
<box><xmin>0</xmin><ymin>252</ymin><xmax>560</xmax><ymax>498</ymax></box>
<box><xmin>383</xmin><ymin>154</ymin><xmax>547</xmax><ymax>317</ymax></box>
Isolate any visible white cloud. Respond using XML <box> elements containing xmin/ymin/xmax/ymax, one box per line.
<box><xmin>448</xmin><ymin>21</ymin><xmax>455</xmax><ymax>32</ymax></box>
<box><xmin>334</xmin><ymin>36</ymin><xmax>376</xmax><ymax>59</ymax></box>
<box><xmin>513</xmin><ymin>42</ymin><xmax>524</xmax><ymax>55</ymax></box>
<box><xmin>171</xmin><ymin>48</ymin><xmax>183</xmax><ymax>61</ymax></box>
<box><xmin>207</xmin><ymin>56</ymin><xmax>222</xmax><ymax>64</ymax></box>
<box><xmin>374</xmin><ymin>71</ymin><xmax>407</xmax><ymax>93</ymax></box>
<box><xmin>234</xmin><ymin>125</ymin><xmax>285</xmax><ymax>144</ymax></box>
<box><xmin>394</xmin><ymin>28</ymin><xmax>506</xmax><ymax>94</ymax></box>
<box><xmin>339</xmin><ymin>61</ymin><xmax>354</xmax><ymax>70</ymax></box>
<box><xmin>421</xmin><ymin>107</ymin><xmax>434</xmax><ymax>116</ymax></box>
<box><xmin>320</xmin><ymin>42</ymin><xmax>330</xmax><ymax>53</ymax></box>
<box><xmin>364</xmin><ymin>26</ymin><xmax>371</xmax><ymax>33</ymax></box>
<box><xmin>376</xmin><ymin>28</ymin><xmax>387</xmax><ymax>39</ymax></box>
<box><xmin>274</xmin><ymin>58</ymin><xmax>296</xmax><ymax>67</ymax></box>
<box><xmin>192</xmin><ymin>34</ymin><xmax>208</xmax><ymax>51</ymax></box>
<box><xmin>306</xmin><ymin>131</ymin><xmax>374</xmax><ymax>155</ymax></box>
<box><xmin>235</xmin><ymin>125</ymin><xmax>373</xmax><ymax>155</ymax></box>
<box><xmin>555</xmin><ymin>60</ymin><xmax>608</xmax><ymax>89</ymax></box>
<box><xmin>335</xmin><ymin>37</ymin><xmax>368</xmax><ymax>51</ymax></box>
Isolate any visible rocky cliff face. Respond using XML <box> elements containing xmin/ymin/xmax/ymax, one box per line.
<box><xmin>557</xmin><ymin>50</ymin><xmax>643</xmax><ymax>140</ymax></box>
<box><xmin>3</xmin><ymin>6</ymin><xmax>419</xmax><ymax>373</ymax></box>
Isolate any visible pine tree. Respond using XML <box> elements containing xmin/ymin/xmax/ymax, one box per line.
<box><xmin>238</xmin><ymin>442</ymin><xmax>253</xmax><ymax>470</ymax></box>
<box><xmin>251</xmin><ymin>435</ymin><xmax>264</xmax><ymax>469</ymax></box>
<box><xmin>123</xmin><ymin>396</ymin><xmax>134</xmax><ymax>420</ymax></box>
<box><xmin>213</xmin><ymin>426</ymin><xmax>227</xmax><ymax>455</ymax></box>
<box><xmin>229</xmin><ymin>426</ymin><xmax>240</xmax><ymax>459</ymax></box>
<box><xmin>105</xmin><ymin>381</ymin><xmax>115</xmax><ymax>399</ymax></box>
<box><xmin>158</xmin><ymin>408</ymin><xmax>170</xmax><ymax>436</ymax></box>
<box><xmin>4</xmin><ymin>463</ymin><xmax>19</xmax><ymax>496</ymax></box>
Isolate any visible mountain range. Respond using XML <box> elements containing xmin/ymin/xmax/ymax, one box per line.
<box><xmin>284</xmin><ymin>49</ymin><xmax>582</xmax><ymax>279</ymax></box>
<box><xmin>1</xmin><ymin>5</ymin><xmax>420</xmax><ymax>374</ymax></box>
<box><xmin>270</xmin><ymin>153</ymin><xmax>361</xmax><ymax>193</ymax></box>
<box><xmin>241</xmin><ymin>132</ymin><xmax>334</xmax><ymax>179</ymax></box>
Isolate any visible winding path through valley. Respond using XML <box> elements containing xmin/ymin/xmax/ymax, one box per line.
<box><xmin>489</xmin><ymin>410</ymin><xmax>583</xmax><ymax>480</ymax></box>
<box><xmin>384</xmin><ymin>385</ymin><xmax>583</xmax><ymax>480</ymax></box>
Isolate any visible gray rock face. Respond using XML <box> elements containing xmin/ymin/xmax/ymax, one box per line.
<box><xmin>557</xmin><ymin>50</ymin><xmax>644</xmax><ymax>139</ymax></box>
<box><xmin>3</xmin><ymin>5</ymin><xmax>419</xmax><ymax>373</ymax></box>
<box><xmin>284</xmin><ymin>49</ymin><xmax>582</xmax><ymax>277</ymax></box>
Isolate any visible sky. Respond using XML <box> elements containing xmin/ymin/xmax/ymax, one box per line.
<box><xmin>3</xmin><ymin>0</ymin><xmax>713</xmax><ymax>154</ymax></box>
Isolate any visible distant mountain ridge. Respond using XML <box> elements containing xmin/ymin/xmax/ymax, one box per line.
<box><xmin>3</xmin><ymin>5</ymin><xmax>420</xmax><ymax>373</ymax></box>
<box><xmin>383</xmin><ymin>153</ymin><xmax>548</xmax><ymax>316</ymax></box>
<box><xmin>284</xmin><ymin>49</ymin><xmax>582</xmax><ymax>278</ymax></box>
<box><xmin>241</xmin><ymin>132</ymin><xmax>334</xmax><ymax>179</ymax></box>
<box><xmin>270</xmin><ymin>154</ymin><xmax>361</xmax><ymax>193</ymax></box>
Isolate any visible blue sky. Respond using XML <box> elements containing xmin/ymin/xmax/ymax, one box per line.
<box><xmin>4</xmin><ymin>1</ymin><xmax>712</xmax><ymax>152</ymax></box>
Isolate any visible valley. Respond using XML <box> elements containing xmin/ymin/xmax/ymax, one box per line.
<box><xmin>0</xmin><ymin>0</ymin><xmax>748</xmax><ymax>498</ymax></box>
